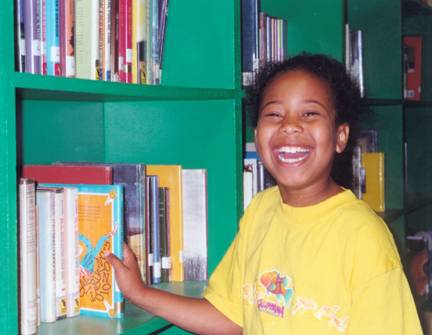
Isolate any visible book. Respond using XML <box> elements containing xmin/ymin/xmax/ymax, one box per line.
<box><xmin>36</xmin><ymin>188</ymin><xmax>57</xmax><ymax>323</ymax></box>
<box><xmin>38</xmin><ymin>186</ymin><xmax>67</xmax><ymax>320</ymax></box>
<box><xmin>241</xmin><ymin>0</ymin><xmax>259</xmax><ymax>86</ymax></box>
<box><xmin>361</xmin><ymin>152</ymin><xmax>385</xmax><ymax>212</ymax></box>
<box><xmin>136</xmin><ymin>0</ymin><xmax>148</xmax><ymax>84</ymax></box>
<box><xmin>182</xmin><ymin>169</ymin><xmax>208</xmax><ymax>281</ymax></box>
<box><xmin>75</xmin><ymin>184</ymin><xmax>124</xmax><ymax>318</ymax></box>
<box><xmin>59</xmin><ymin>0</ymin><xmax>75</xmax><ymax>77</ymax></box>
<box><xmin>16</xmin><ymin>0</ymin><xmax>26</xmax><ymax>72</ymax></box>
<box><xmin>25</xmin><ymin>0</ymin><xmax>41</xmax><ymax>74</ymax></box>
<box><xmin>22</xmin><ymin>164</ymin><xmax>113</xmax><ymax>184</ymax></box>
<box><xmin>147</xmin><ymin>175</ymin><xmax>161</xmax><ymax>284</ymax></box>
<box><xmin>404</xmin><ymin>35</ymin><xmax>422</xmax><ymax>101</ymax></box>
<box><xmin>62</xmin><ymin>187</ymin><xmax>80</xmax><ymax>318</ymax></box>
<box><xmin>146</xmin><ymin>165</ymin><xmax>183</xmax><ymax>282</ymax></box>
<box><xmin>42</xmin><ymin>183</ymin><xmax>125</xmax><ymax>318</ymax></box>
<box><xmin>45</xmin><ymin>0</ymin><xmax>61</xmax><ymax>76</ymax></box>
<box><xmin>19</xmin><ymin>179</ymin><xmax>38</xmax><ymax>334</ymax></box>
<box><xmin>110</xmin><ymin>164</ymin><xmax>147</xmax><ymax>282</ymax></box>
<box><xmin>75</xmin><ymin>0</ymin><xmax>100</xmax><ymax>80</ymax></box>
<box><xmin>159</xmin><ymin>187</ymin><xmax>170</xmax><ymax>282</ymax></box>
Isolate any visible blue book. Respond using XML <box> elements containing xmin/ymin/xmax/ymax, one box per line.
<box><xmin>46</xmin><ymin>0</ymin><xmax>60</xmax><ymax>75</ymax></box>
<box><xmin>41</xmin><ymin>183</ymin><xmax>124</xmax><ymax>318</ymax></box>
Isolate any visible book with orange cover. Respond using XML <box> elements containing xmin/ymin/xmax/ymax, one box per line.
<box><xmin>147</xmin><ymin>165</ymin><xmax>184</xmax><ymax>282</ymax></box>
<box><xmin>22</xmin><ymin>164</ymin><xmax>112</xmax><ymax>184</ymax></box>
<box><xmin>42</xmin><ymin>183</ymin><xmax>124</xmax><ymax>318</ymax></box>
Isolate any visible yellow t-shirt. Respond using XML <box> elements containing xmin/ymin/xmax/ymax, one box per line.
<box><xmin>203</xmin><ymin>187</ymin><xmax>422</xmax><ymax>334</ymax></box>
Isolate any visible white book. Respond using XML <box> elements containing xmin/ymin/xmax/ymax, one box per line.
<box><xmin>182</xmin><ymin>169</ymin><xmax>208</xmax><ymax>281</ymax></box>
<box><xmin>62</xmin><ymin>187</ymin><xmax>80</xmax><ymax>318</ymax></box>
<box><xmin>75</xmin><ymin>0</ymin><xmax>100</xmax><ymax>79</ymax></box>
<box><xmin>36</xmin><ymin>189</ymin><xmax>57</xmax><ymax>323</ymax></box>
<box><xmin>19</xmin><ymin>179</ymin><xmax>38</xmax><ymax>335</ymax></box>
<box><xmin>243</xmin><ymin>170</ymin><xmax>254</xmax><ymax>210</ymax></box>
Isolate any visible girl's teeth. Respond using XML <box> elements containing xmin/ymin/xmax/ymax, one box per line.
<box><xmin>277</xmin><ymin>146</ymin><xmax>310</xmax><ymax>163</ymax></box>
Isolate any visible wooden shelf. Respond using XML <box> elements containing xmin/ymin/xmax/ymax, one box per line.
<box><xmin>14</xmin><ymin>72</ymin><xmax>243</xmax><ymax>102</ymax></box>
<box><xmin>38</xmin><ymin>281</ymin><xmax>206</xmax><ymax>335</ymax></box>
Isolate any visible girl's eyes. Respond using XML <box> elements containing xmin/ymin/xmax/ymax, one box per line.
<box><xmin>263</xmin><ymin>111</ymin><xmax>283</xmax><ymax>118</ymax></box>
<box><xmin>302</xmin><ymin>111</ymin><xmax>320</xmax><ymax>118</ymax></box>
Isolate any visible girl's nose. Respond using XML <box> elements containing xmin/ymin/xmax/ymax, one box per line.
<box><xmin>280</xmin><ymin>117</ymin><xmax>302</xmax><ymax>135</ymax></box>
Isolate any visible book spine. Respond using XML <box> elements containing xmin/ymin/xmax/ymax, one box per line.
<box><xmin>16</xmin><ymin>0</ymin><xmax>26</xmax><ymax>72</ymax></box>
<box><xmin>110</xmin><ymin>0</ymin><xmax>119</xmax><ymax>81</ymax></box>
<box><xmin>19</xmin><ymin>179</ymin><xmax>38</xmax><ymax>335</ymax></box>
<box><xmin>118</xmin><ymin>0</ymin><xmax>126</xmax><ymax>82</ymax></box>
<box><xmin>137</xmin><ymin>0</ymin><xmax>148</xmax><ymax>84</ymax></box>
<box><xmin>25</xmin><ymin>0</ymin><xmax>41</xmax><ymax>74</ymax></box>
<box><xmin>53</xmin><ymin>188</ymin><xmax>67</xmax><ymax>319</ymax></box>
<box><xmin>159</xmin><ymin>187</ymin><xmax>170</xmax><ymax>282</ymax></box>
<box><xmin>158</xmin><ymin>0</ymin><xmax>168</xmax><ymax>74</ymax></box>
<box><xmin>36</xmin><ymin>189</ymin><xmax>57</xmax><ymax>323</ymax></box>
<box><xmin>145</xmin><ymin>0</ymin><xmax>153</xmax><ymax>84</ymax></box>
<box><xmin>65</xmin><ymin>0</ymin><xmax>75</xmax><ymax>77</ymax></box>
<box><xmin>131</xmin><ymin>0</ymin><xmax>138</xmax><ymax>83</ymax></box>
<box><xmin>63</xmin><ymin>188</ymin><xmax>80</xmax><ymax>318</ymax></box>
<box><xmin>150</xmin><ymin>0</ymin><xmax>159</xmax><ymax>84</ymax></box>
<box><xmin>104</xmin><ymin>0</ymin><xmax>112</xmax><ymax>80</ymax></box>
<box><xmin>150</xmin><ymin>176</ymin><xmax>161</xmax><ymax>284</ymax></box>
<box><xmin>46</xmin><ymin>0</ymin><xmax>61</xmax><ymax>76</ymax></box>
<box><xmin>40</xmin><ymin>0</ymin><xmax>47</xmax><ymax>74</ymax></box>
<box><xmin>125</xmin><ymin>0</ymin><xmax>133</xmax><ymax>83</ymax></box>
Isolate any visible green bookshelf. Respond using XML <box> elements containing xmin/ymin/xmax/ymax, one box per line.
<box><xmin>1</xmin><ymin>0</ymin><xmax>242</xmax><ymax>334</ymax></box>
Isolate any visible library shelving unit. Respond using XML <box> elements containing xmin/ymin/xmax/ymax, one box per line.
<box><xmin>0</xmin><ymin>1</ymin><xmax>243</xmax><ymax>334</ymax></box>
<box><xmin>347</xmin><ymin>0</ymin><xmax>406</xmax><ymax>250</ymax></box>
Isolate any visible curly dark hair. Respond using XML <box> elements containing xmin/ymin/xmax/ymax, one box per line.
<box><xmin>245</xmin><ymin>53</ymin><xmax>367</xmax><ymax>188</ymax></box>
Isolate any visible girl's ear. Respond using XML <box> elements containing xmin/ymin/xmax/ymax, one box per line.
<box><xmin>335</xmin><ymin>123</ymin><xmax>350</xmax><ymax>153</ymax></box>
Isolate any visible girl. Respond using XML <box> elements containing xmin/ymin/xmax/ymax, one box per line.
<box><xmin>107</xmin><ymin>53</ymin><xmax>422</xmax><ymax>334</ymax></box>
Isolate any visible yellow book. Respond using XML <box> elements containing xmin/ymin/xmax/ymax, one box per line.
<box><xmin>361</xmin><ymin>152</ymin><xmax>385</xmax><ymax>212</ymax></box>
<box><xmin>147</xmin><ymin>165</ymin><xmax>184</xmax><ymax>282</ymax></box>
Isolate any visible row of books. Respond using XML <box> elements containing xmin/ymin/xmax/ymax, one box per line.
<box><xmin>18</xmin><ymin>163</ymin><xmax>208</xmax><ymax>334</ymax></box>
<box><xmin>241</xmin><ymin>0</ymin><xmax>288</xmax><ymax>86</ymax></box>
<box><xmin>243</xmin><ymin>142</ymin><xmax>276</xmax><ymax>209</ymax></box>
<box><xmin>15</xmin><ymin>0</ymin><xmax>168</xmax><ymax>84</ymax></box>
<box><xmin>352</xmin><ymin>129</ymin><xmax>385</xmax><ymax>212</ymax></box>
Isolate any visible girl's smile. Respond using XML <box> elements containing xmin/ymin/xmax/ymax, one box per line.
<box><xmin>255</xmin><ymin>70</ymin><xmax>349</xmax><ymax>206</ymax></box>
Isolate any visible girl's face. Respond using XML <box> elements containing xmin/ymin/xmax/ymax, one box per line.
<box><xmin>255</xmin><ymin>70</ymin><xmax>349</xmax><ymax>205</ymax></box>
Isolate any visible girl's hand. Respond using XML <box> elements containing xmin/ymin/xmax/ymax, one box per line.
<box><xmin>105</xmin><ymin>243</ymin><xmax>146</xmax><ymax>302</ymax></box>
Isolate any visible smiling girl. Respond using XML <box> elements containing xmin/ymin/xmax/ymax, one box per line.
<box><xmin>107</xmin><ymin>54</ymin><xmax>422</xmax><ymax>334</ymax></box>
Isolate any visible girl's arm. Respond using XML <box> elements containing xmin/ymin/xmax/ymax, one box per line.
<box><xmin>106</xmin><ymin>244</ymin><xmax>242</xmax><ymax>335</ymax></box>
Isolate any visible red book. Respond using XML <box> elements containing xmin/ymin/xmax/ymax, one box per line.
<box><xmin>22</xmin><ymin>165</ymin><xmax>113</xmax><ymax>184</ymax></box>
<box><xmin>404</xmin><ymin>35</ymin><xmax>422</xmax><ymax>101</ymax></box>
<box><xmin>118</xmin><ymin>0</ymin><xmax>126</xmax><ymax>82</ymax></box>
<box><xmin>125</xmin><ymin>0</ymin><xmax>132</xmax><ymax>83</ymax></box>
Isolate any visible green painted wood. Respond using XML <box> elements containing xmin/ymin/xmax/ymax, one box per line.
<box><xmin>37</xmin><ymin>282</ymin><xmax>205</xmax><ymax>335</ymax></box>
<box><xmin>22</xmin><ymin>99</ymin><xmax>106</xmax><ymax>164</ymax></box>
<box><xmin>405</xmin><ymin>106</ymin><xmax>432</xmax><ymax>195</ymax></box>
<box><xmin>104</xmin><ymin>100</ymin><xmax>239</xmax><ymax>273</ymax></box>
<box><xmin>348</xmin><ymin>0</ymin><xmax>402</xmax><ymax>99</ymax></box>
<box><xmin>14</xmin><ymin>73</ymin><xmax>242</xmax><ymax>101</ymax></box>
<box><xmin>261</xmin><ymin>0</ymin><xmax>345</xmax><ymax>61</ymax></box>
<box><xmin>161</xmin><ymin>0</ymin><xmax>237</xmax><ymax>89</ymax></box>
<box><xmin>0</xmin><ymin>0</ymin><xmax>18</xmax><ymax>334</ymax></box>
